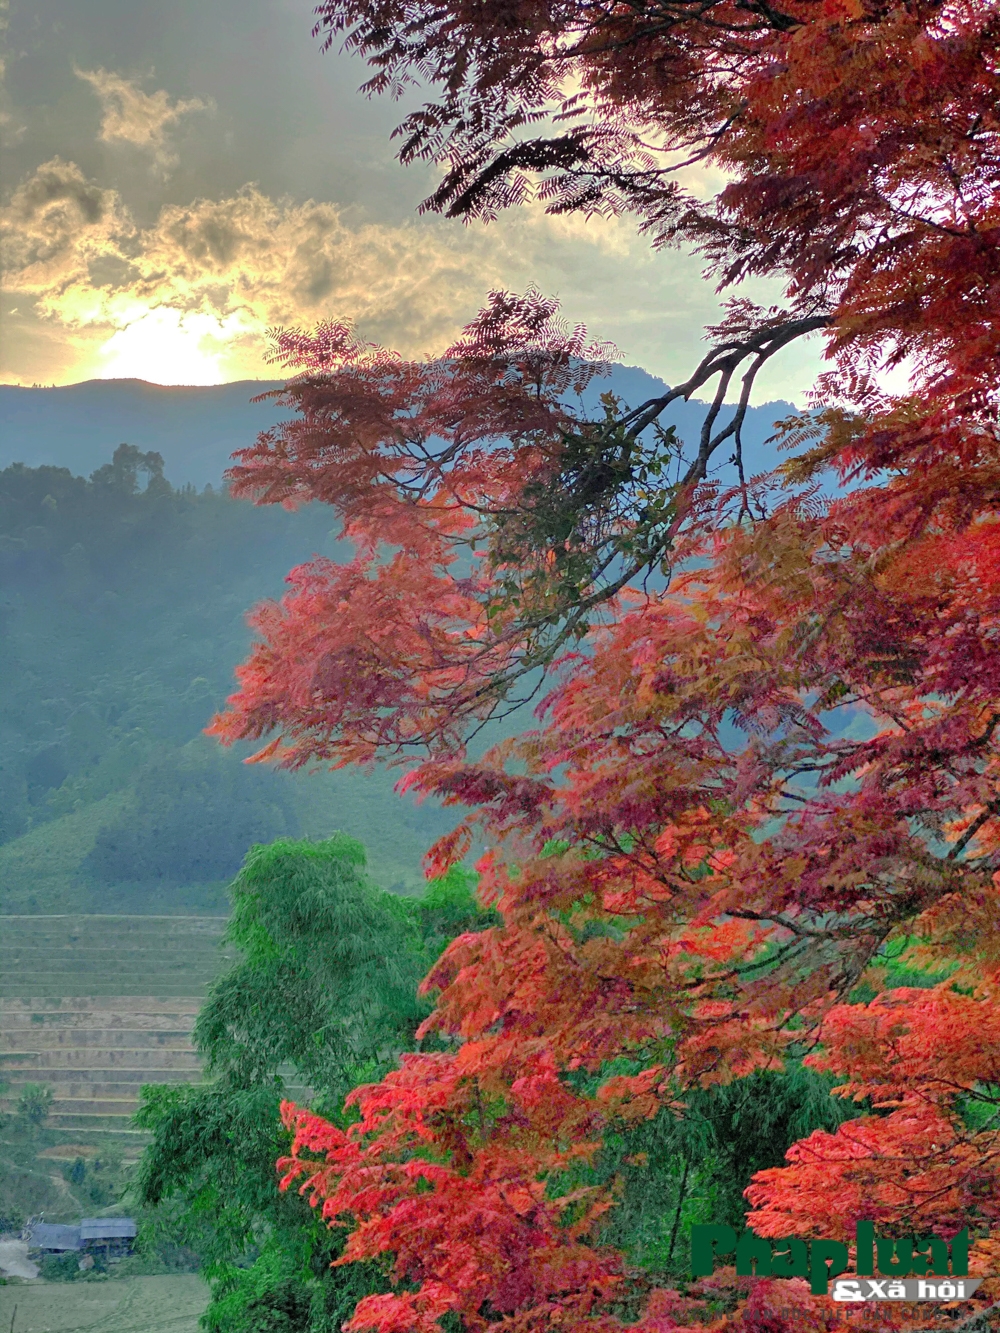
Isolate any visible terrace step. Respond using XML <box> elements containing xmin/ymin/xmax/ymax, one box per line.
<box><xmin>2</xmin><ymin>1076</ymin><xmax>199</xmax><ymax>1098</ymax></box>
<box><xmin>1</xmin><ymin>1031</ymin><xmax>201</xmax><ymax>1050</ymax></box>
<box><xmin>1</xmin><ymin>937</ymin><xmax>228</xmax><ymax>950</ymax></box>
<box><xmin>0</xmin><ymin>918</ymin><xmax>229</xmax><ymax>1127</ymax></box>
<box><xmin>46</xmin><ymin>1126</ymin><xmax>151</xmax><ymax>1143</ymax></box>
<box><xmin>0</xmin><ymin>996</ymin><xmax>204</xmax><ymax>1013</ymax></box>
<box><xmin>0</xmin><ymin>986</ymin><xmax>217</xmax><ymax>997</ymax></box>
<box><xmin>43</xmin><ymin>1112</ymin><xmax>151</xmax><ymax>1129</ymax></box>
<box><xmin>0</xmin><ymin>917</ymin><xmax>231</xmax><ymax>998</ymax></box>
<box><xmin>2</xmin><ymin>1013</ymin><xmax>196</xmax><ymax>1032</ymax></box>
<box><xmin>0</xmin><ymin>1049</ymin><xmax>201</xmax><ymax>1070</ymax></box>
<box><xmin>0</xmin><ymin>913</ymin><xmax>227</xmax><ymax>928</ymax></box>
<box><xmin>0</xmin><ymin>970</ymin><xmax>222</xmax><ymax>984</ymax></box>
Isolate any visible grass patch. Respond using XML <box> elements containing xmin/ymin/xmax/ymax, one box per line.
<box><xmin>0</xmin><ymin>793</ymin><xmax>131</xmax><ymax>914</ymax></box>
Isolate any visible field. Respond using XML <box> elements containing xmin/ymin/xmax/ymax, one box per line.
<box><xmin>0</xmin><ymin>914</ymin><xmax>236</xmax><ymax>1230</ymax></box>
<box><xmin>0</xmin><ymin>915</ymin><xmax>231</xmax><ymax>1144</ymax></box>
<box><xmin>0</xmin><ymin>1274</ymin><xmax>209</xmax><ymax>1333</ymax></box>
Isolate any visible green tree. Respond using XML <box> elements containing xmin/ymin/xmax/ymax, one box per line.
<box><xmin>596</xmin><ymin>1063</ymin><xmax>858</xmax><ymax>1283</ymax></box>
<box><xmin>16</xmin><ymin>1082</ymin><xmax>53</xmax><ymax>1129</ymax></box>
<box><xmin>133</xmin><ymin>836</ymin><xmax>491</xmax><ymax>1332</ymax></box>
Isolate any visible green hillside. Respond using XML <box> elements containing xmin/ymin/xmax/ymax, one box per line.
<box><xmin>0</xmin><ymin>792</ymin><xmax>132</xmax><ymax>913</ymax></box>
<box><xmin>0</xmin><ymin>449</ymin><xmax>453</xmax><ymax>912</ymax></box>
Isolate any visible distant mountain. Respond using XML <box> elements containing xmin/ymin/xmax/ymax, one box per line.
<box><xmin>0</xmin><ymin>379</ymin><xmax>285</xmax><ymax>490</ymax></box>
<box><xmin>0</xmin><ymin>372</ymin><xmax>798</xmax><ymax>491</ymax></box>
<box><xmin>0</xmin><ymin>372</ymin><xmax>806</xmax><ymax>915</ymax></box>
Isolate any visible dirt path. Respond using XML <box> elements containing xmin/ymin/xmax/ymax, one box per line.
<box><xmin>0</xmin><ymin>1238</ymin><xmax>39</xmax><ymax>1280</ymax></box>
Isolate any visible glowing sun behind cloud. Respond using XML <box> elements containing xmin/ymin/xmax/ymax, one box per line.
<box><xmin>2</xmin><ymin>154</ymin><xmax>820</xmax><ymax>399</ymax></box>
<box><xmin>1</xmin><ymin>158</ymin><xmax>721</xmax><ymax>390</ymax></box>
<box><xmin>95</xmin><ymin>308</ymin><xmax>255</xmax><ymax>385</ymax></box>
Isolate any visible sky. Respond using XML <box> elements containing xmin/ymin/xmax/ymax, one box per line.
<box><xmin>0</xmin><ymin>0</ymin><xmax>824</xmax><ymax>396</ymax></box>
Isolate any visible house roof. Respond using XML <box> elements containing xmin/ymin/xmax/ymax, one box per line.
<box><xmin>80</xmin><ymin>1217</ymin><xmax>137</xmax><ymax>1240</ymax></box>
<box><xmin>30</xmin><ymin>1223</ymin><xmax>81</xmax><ymax>1251</ymax></box>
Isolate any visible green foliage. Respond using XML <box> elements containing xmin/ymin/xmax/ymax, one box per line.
<box><xmin>203</xmin><ymin>1233</ymin><xmax>386</xmax><ymax>1333</ymax></box>
<box><xmin>135</xmin><ymin>1082</ymin><xmax>303</xmax><ymax>1266</ymax></box>
<box><xmin>15</xmin><ymin>1082</ymin><xmax>53</xmax><ymax>1128</ymax></box>
<box><xmin>60</xmin><ymin>1146</ymin><xmax>126</xmax><ymax>1210</ymax></box>
<box><xmin>598</xmin><ymin>1062</ymin><xmax>860</xmax><ymax>1279</ymax></box>
<box><xmin>195</xmin><ymin>835</ymin><xmax>428</xmax><ymax>1097</ymax></box>
<box><xmin>414</xmin><ymin>863</ymin><xmax>499</xmax><ymax>958</ymax></box>
<box><xmin>848</xmin><ymin>934</ymin><xmax>958</xmax><ymax>1004</ymax></box>
<box><xmin>132</xmin><ymin>836</ymin><xmax>493</xmax><ymax>1331</ymax></box>
<box><xmin>39</xmin><ymin>1251</ymin><xmax>97</xmax><ymax>1282</ymax></box>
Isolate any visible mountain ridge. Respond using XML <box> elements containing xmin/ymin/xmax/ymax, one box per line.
<box><xmin>0</xmin><ymin>372</ymin><xmax>797</xmax><ymax>491</ymax></box>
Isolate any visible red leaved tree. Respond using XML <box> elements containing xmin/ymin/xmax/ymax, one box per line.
<box><xmin>210</xmin><ymin>1</ymin><xmax>1000</xmax><ymax>1328</ymax></box>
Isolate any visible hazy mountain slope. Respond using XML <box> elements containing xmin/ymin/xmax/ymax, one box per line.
<box><xmin>0</xmin><ymin>453</ymin><xmax>454</xmax><ymax>912</ymax></box>
<box><xmin>0</xmin><ymin>380</ymin><xmax>285</xmax><ymax>490</ymax></box>
<box><xmin>0</xmin><ymin>373</ymin><xmax>797</xmax><ymax>490</ymax></box>
<box><xmin>0</xmin><ymin>373</ymin><xmax>800</xmax><ymax>915</ymax></box>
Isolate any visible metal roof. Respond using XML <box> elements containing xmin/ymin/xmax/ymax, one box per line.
<box><xmin>79</xmin><ymin>1217</ymin><xmax>137</xmax><ymax>1240</ymax></box>
<box><xmin>30</xmin><ymin>1223</ymin><xmax>81</xmax><ymax>1251</ymax></box>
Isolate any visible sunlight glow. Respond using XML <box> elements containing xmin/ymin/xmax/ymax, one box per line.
<box><xmin>95</xmin><ymin>308</ymin><xmax>258</xmax><ymax>385</ymax></box>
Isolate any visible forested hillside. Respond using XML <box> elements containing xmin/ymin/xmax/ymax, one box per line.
<box><xmin>0</xmin><ymin>446</ymin><xmax>454</xmax><ymax>911</ymax></box>
<box><xmin>0</xmin><ymin>374</ymin><xmax>797</xmax><ymax>914</ymax></box>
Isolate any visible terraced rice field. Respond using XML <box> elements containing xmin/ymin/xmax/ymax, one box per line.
<box><xmin>0</xmin><ymin>916</ymin><xmax>233</xmax><ymax>1142</ymax></box>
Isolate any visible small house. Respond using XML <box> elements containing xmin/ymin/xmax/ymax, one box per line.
<box><xmin>80</xmin><ymin>1217</ymin><xmax>137</xmax><ymax>1258</ymax></box>
<box><xmin>28</xmin><ymin>1222</ymin><xmax>81</xmax><ymax>1253</ymax></box>
<box><xmin>28</xmin><ymin>1216</ymin><xmax>137</xmax><ymax>1259</ymax></box>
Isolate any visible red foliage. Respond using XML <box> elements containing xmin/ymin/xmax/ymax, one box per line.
<box><xmin>279</xmin><ymin>1062</ymin><xmax>622</xmax><ymax>1333</ymax></box>
<box><xmin>211</xmin><ymin>1</ymin><xmax>1000</xmax><ymax>1329</ymax></box>
<box><xmin>209</xmin><ymin>289</ymin><xmax>623</xmax><ymax>765</ymax></box>
<box><xmin>746</xmin><ymin>980</ymin><xmax>1000</xmax><ymax>1244</ymax></box>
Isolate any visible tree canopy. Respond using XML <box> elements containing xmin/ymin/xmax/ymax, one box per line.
<box><xmin>133</xmin><ymin>837</ymin><xmax>497</xmax><ymax>1333</ymax></box>
<box><xmin>209</xmin><ymin>2</ymin><xmax>1000</xmax><ymax>1329</ymax></box>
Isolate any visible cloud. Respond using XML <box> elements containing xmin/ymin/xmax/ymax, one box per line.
<box><xmin>2</xmin><ymin>158</ymin><xmax>666</xmax><ymax>379</ymax></box>
<box><xmin>2</xmin><ymin>163</ymin><xmax>495</xmax><ymax>359</ymax></box>
<box><xmin>75</xmin><ymin>67</ymin><xmax>211</xmax><ymax>174</ymax></box>
<box><xmin>2</xmin><ymin>158</ymin><xmax>818</xmax><ymax>395</ymax></box>
<box><xmin>0</xmin><ymin>157</ymin><xmax>132</xmax><ymax>290</ymax></box>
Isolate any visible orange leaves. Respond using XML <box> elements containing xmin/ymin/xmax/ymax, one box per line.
<box><xmin>807</xmin><ymin>983</ymin><xmax>1000</xmax><ymax>1108</ymax></box>
<box><xmin>747</xmin><ymin>983</ymin><xmax>1000</xmax><ymax>1241</ymax></box>
<box><xmin>221</xmin><ymin>3</ymin><xmax>1000</xmax><ymax>1327</ymax></box>
<box><xmin>277</xmin><ymin>1059</ymin><xmax>625</xmax><ymax>1333</ymax></box>
<box><xmin>207</xmin><ymin>552</ymin><xmax>498</xmax><ymax>766</ymax></box>
<box><xmin>746</xmin><ymin>1104</ymin><xmax>1000</xmax><ymax>1240</ymax></box>
<box><xmin>422</xmin><ymin>819</ymin><xmax>476</xmax><ymax>880</ymax></box>
<box><xmin>253</xmin><ymin>462</ymin><xmax>1000</xmax><ymax>1330</ymax></box>
<box><xmin>594</xmin><ymin>1064</ymin><xmax>670</xmax><ymax>1122</ymax></box>
<box><xmin>210</xmin><ymin>290</ymin><xmax>636</xmax><ymax>762</ymax></box>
